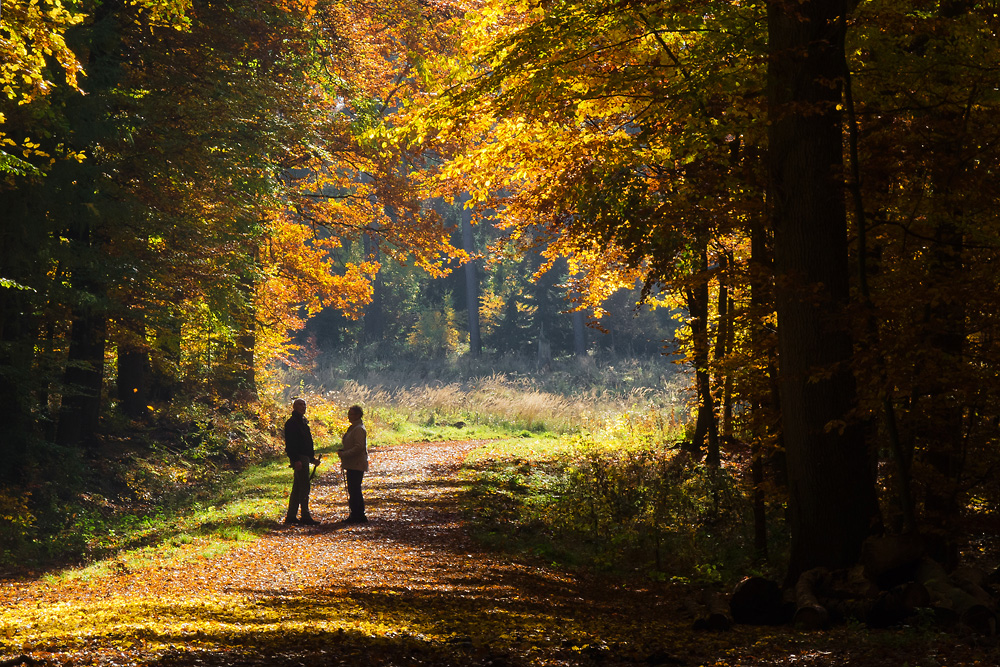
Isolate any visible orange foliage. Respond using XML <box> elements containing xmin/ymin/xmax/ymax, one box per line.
<box><xmin>256</xmin><ymin>212</ymin><xmax>378</xmax><ymax>372</ymax></box>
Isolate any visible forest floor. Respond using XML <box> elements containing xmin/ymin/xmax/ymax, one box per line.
<box><xmin>1</xmin><ymin>440</ymin><xmax>998</xmax><ymax>666</ymax></box>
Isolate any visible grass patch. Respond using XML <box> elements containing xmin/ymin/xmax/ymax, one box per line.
<box><xmin>279</xmin><ymin>352</ymin><xmax>687</xmax><ymax>440</ymax></box>
<box><xmin>33</xmin><ymin>452</ymin><xmax>298</xmax><ymax>584</ymax></box>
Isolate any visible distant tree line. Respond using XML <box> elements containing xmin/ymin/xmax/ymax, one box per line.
<box><xmin>301</xmin><ymin>202</ymin><xmax>679</xmax><ymax>362</ymax></box>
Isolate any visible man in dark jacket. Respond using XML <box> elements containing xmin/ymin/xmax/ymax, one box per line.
<box><xmin>284</xmin><ymin>398</ymin><xmax>320</xmax><ymax>525</ymax></box>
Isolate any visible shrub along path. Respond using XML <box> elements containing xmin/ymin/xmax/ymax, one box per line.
<box><xmin>1</xmin><ymin>440</ymin><xmax>996</xmax><ymax>666</ymax></box>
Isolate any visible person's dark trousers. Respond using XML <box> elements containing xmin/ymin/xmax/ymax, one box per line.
<box><xmin>286</xmin><ymin>456</ymin><xmax>313</xmax><ymax>521</ymax></box>
<box><xmin>345</xmin><ymin>469</ymin><xmax>366</xmax><ymax>521</ymax></box>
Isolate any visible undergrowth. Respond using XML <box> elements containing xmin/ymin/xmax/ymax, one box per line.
<box><xmin>0</xmin><ymin>396</ymin><xmax>286</xmax><ymax>572</ymax></box>
<box><xmin>461</xmin><ymin>436</ymin><xmax>785</xmax><ymax>586</ymax></box>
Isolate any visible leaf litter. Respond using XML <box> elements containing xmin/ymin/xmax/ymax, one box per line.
<box><xmin>2</xmin><ymin>440</ymin><xmax>997</xmax><ymax>666</ymax></box>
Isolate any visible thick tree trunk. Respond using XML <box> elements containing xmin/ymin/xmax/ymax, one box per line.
<box><xmin>0</xmin><ymin>290</ymin><xmax>35</xmax><ymax>483</ymax></box>
<box><xmin>0</xmin><ymin>193</ymin><xmax>43</xmax><ymax>481</ymax></box>
<box><xmin>56</xmin><ymin>304</ymin><xmax>107</xmax><ymax>448</ymax></box>
<box><xmin>117</xmin><ymin>343</ymin><xmax>151</xmax><ymax>419</ymax></box>
<box><xmin>767</xmin><ymin>0</ymin><xmax>879</xmax><ymax>583</ymax></box>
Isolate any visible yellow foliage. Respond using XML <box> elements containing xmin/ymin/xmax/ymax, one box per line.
<box><xmin>255</xmin><ymin>211</ymin><xmax>378</xmax><ymax>379</ymax></box>
<box><xmin>406</xmin><ymin>306</ymin><xmax>461</xmax><ymax>356</ymax></box>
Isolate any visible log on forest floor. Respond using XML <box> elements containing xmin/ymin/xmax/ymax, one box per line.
<box><xmin>729</xmin><ymin>544</ymin><xmax>998</xmax><ymax>635</ymax></box>
<box><xmin>794</xmin><ymin>568</ymin><xmax>831</xmax><ymax>630</ymax></box>
<box><xmin>729</xmin><ymin>576</ymin><xmax>792</xmax><ymax>626</ymax></box>
<box><xmin>916</xmin><ymin>558</ymin><xmax>997</xmax><ymax>635</ymax></box>
<box><xmin>685</xmin><ymin>589</ymin><xmax>733</xmax><ymax>631</ymax></box>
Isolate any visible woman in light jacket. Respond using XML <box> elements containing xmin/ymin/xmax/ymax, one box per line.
<box><xmin>338</xmin><ymin>405</ymin><xmax>368</xmax><ymax>523</ymax></box>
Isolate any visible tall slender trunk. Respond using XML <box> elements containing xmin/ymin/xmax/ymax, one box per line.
<box><xmin>713</xmin><ymin>252</ymin><xmax>734</xmax><ymax>437</ymax></box>
<box><xmin>843</xmin><ymin>49</ymin><xmax>915</xmax><ymax>535</ymax></box>
<box><xmin>234</xmin><ymin>269</ymin><xmax>259</xmax><ymax>400</ymax></box>
<box><xmin>687</xmin><ymin>244</ymin><xmax>719</xmax><ymax>465</ymax></box>
<box><xmin>460</xmin><ymin>194</ymin><xmax>481</xmax><ymax>357</ymax></box>
<box><xmin>362</xmin><ymin>232</ymin><xmax>385</xmax><ymax>344</ymax></box>
<box><xmin>912</xmin><ymin>0</ymin><xmax>973</xmax><ymax>570</ymax></box>
<box><xmin>919</xmin><ymin>219</ymin><xmax>966</xmax><ymax>569</ymax></box>
<box><xmin>572</xmin><ymin>310</ymin><xmax>587</xmax><ymax>357</ymax></box>
<box><xmin>749</xmin><ymin>219</ymin><xmax>773</xmax><ymax>560</ymax></box>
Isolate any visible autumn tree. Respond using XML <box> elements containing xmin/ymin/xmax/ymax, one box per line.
<box><xmin>398</xmin><ymin>0</ymin><xmax>1000</xmax><ymax>584</ymax></box>
<box><xmin>844</xmin><ymin>0</ymin><xmax>1000</xmax><ymax>566</ymax></box>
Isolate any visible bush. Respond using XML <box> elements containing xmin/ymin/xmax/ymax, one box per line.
<box><xmin>464</xmin><ymin>439</ymin><xmax>755</xmax><ymax>584</ymax></box>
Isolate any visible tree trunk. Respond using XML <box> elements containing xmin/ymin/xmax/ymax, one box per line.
<box><xmin>0</xmin><ymin>191</ymin><xmax>44</xmax><ymax>481</ymax></box>
<box><xmin>362</xmin><ymin>177</ymin><xmax>386</xmax><ymax>346</ymax></box>
<box><xmin>767</xmin><ymin>0</ymin><xmax>879</xmax><ymax>583</ymax></box>
<box><xmin>234</xmin><ymin>257</ymin><xmax>259</xmax><ymax>400</ymax></box>
<box><xmin>56</xmin><ymin>302</ymin><xmax>107</xmax><ymax>448</ymax></box>
<box><xmin>713</xmin><ymin>252</ymin><xmax>734</xmax><ymax>437</ymax></box>
<box><xmin>748</xmin><ymin>167</ymin><xmax>775</xmax><ymax>561</ymax></box>
<box><xmin>460</xmin><ymin>194</ymin><xmax>482</xmax><ymax>357</ymax></box>
<box><xmin>0</xmin><ymin>286</ymin><xmax>36</xmax><ymax>484</ymax></box>
<box><xmin>362</xmin><ymin>231</ymin><xmax>385</xmax><ymax>344</ymax></box>
<box><xmin>687</xmin><ymin>245</ymin><xmax>719</xmax><ymax>466</ymax></box>
<box><xmin>150</xmin><ymin>307</ymin><xmax>181</xmax><ymax>402</ymax></box>
<box><xmin>572</xmin><ymin>310</ymin><xmax>587</xmax><ymax>357</ymax></box>
<box><xmin>117</xmin><ymin>342</ymin><xmax>151</xmax><ymax>419</ymax></box>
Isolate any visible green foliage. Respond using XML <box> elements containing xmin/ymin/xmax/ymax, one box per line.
<box><xmin>463</xmin><ymin>436</ymin><xmax>764</xmax><ymax>584</ymax></box>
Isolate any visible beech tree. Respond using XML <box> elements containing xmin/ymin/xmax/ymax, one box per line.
<box><xmin>767</xmin><ymin>0</ymin><xmax>879</xmax><ymax>580</ymax></box>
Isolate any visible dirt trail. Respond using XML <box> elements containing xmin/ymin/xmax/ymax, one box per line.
<box><xmin>0</xmin><ymin>441</ymin><xmax>683</xmax><ymax>666</ymax></box>
<box><xmin>4</xmin><ymin>440</ymin><xmax>995</xmax><ymax>666</ymax></box>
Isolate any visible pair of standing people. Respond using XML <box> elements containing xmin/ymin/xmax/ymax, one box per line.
<box><xmin>283</xmin><ymin>399</ymin><xmax>368</xmax><ymax>525</ymax></box>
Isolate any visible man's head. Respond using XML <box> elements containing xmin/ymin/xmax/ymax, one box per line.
<box><xmin>348</xmin><ymin>405</ymin><xmax>363</xmax><ymax>423</ymax></box>
<box><xmin>293</xmin><ymin>398</ymin><xmax>307</xmax><ymax>415</ymax></box>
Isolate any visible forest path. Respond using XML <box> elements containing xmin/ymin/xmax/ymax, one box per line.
<box><xmin>0</xmin><ymin>440</ymin><xmax>689</xmax><ymax>666</ymax></box>
<box><xmin>4</xmin><ymin>440</ymin><xmax>993</xmax><ymax>666</ymax></box>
